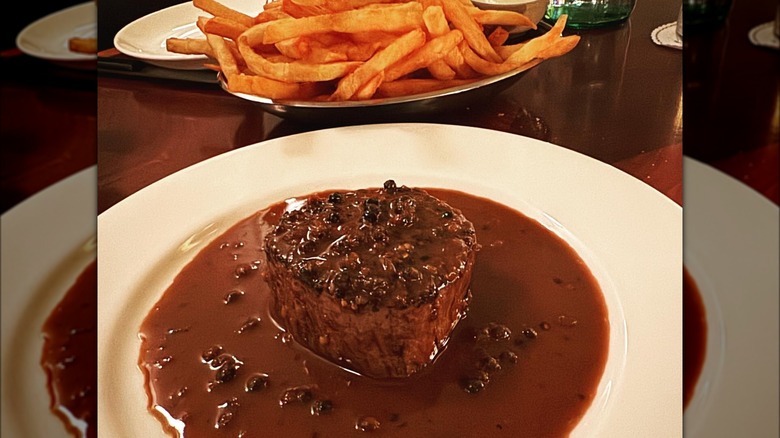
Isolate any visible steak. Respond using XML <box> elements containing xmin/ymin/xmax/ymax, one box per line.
<box><xmin>263</xmin><ymin>180</ymin><xmax>478</xmax><ymax>378</ymax></box>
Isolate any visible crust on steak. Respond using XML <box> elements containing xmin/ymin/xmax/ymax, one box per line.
<box><xmin>263</xmin><ymin>181</ymin><xmax>478</xmax><ymax>378</ymax></box>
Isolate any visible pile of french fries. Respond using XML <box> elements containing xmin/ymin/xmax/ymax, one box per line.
<box><xmin>166</xmin><ymin>0</ymin><xmax>579</xmax><ymax>101</ymax></box>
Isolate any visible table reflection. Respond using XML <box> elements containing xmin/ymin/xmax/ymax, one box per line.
<box><xmin>683</xmin><ymin>0</ymin><xmax>778</xmax><ymax>204</ymax></box>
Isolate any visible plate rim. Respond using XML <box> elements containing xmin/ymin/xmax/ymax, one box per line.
<box><xmin>15</xmin><ymin>1</ymin><xmax>97</xmax><ymax>61</ymax></box>
<box><xmin>112</xmin><ymin>0</ymin><xmax>261</xmax><ymax>65</ymax></box>
<box><xmin>112</xmin><ymin>1</ymin><xmax>207</xmax><ymax>63</ymax></box>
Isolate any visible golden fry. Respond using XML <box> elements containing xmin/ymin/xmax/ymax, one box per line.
<box><xmin>487</xmin><ymin>26</ymin><xmax>509</xmax><ymax>46</ymax></box>
<box><xmin>462</xmin><ymin>41</ymin><xmax>546</xmax><ymax>76</ymax></box>
<box><xmin>305</xmin><ymin>39</ymin><xmax>354</xmax><ymax>62</ymax></box>
<box><xmin>274</xmin><ymin>36</ymin><xmax>309</xmax><ymax>59</ymax></box>
<box><xmin>439</xmin><ymin>0</ymin><xmax>502</xmax><ymax>63</ymax></box>
<box><xmin>238</xmin><ymin>35</ymin><xmax>361</xmax><ymax>82</ymax></box>
<box><xmin>331</xmin><ymin>28</ymin><xmax>426</xmax><ymax>100</ymax></box>
<box><xmin>227</xmin><ymin>72</ymin><xmax>319</xmax><ymax>99</ymax></box>
<box><xmin>193</xmin><ymin>0</ymin><xmax>255</xmax><ymax>27</ymax></box>
<box><xmin>203</xmin><ymin>16</ymin><xmax>249</xmax><ymax>40</ymax></box>
<box><xmin>469</xmin><ymin>9</ymin><xmax>535</xmax><ymax>29</ymax></box>
<box><xmin>281</xmin><ymin>0</ymin><xmax>330</xmax><ymax>17</ymax></box>
<box><xmin>242</xmin><ymin>21</ymin><xmax>276</xmax><ymax>47</ymax></box>
<box><xmin>536</xmin><ymin>35</ymin><xmax>581</xmax><ymax>60</ymax></box>
<box><xmin>422</xmin><ymin>5</ymin><xmax>449</xmax><ymax>36</ymax></box>
<box><xmin>353</xmin><ymin>71</ymin><xmax>385</xmax><ymax>100</ymax></box>
<box><xmin>68</xmin><ymin>37</ymin><xmax>97</xmax><ymax>54</ymax></box>
<box><xmin>459</xmin><ymin>42</ymin><xmax>516</xmax><ymax>76</ymax></box>
<box><xmin>262</xmin><ymin>2</ymin><xmax>424</xmax><ymax>44</ymax></box>
<box><xmin>384</xmin><ymin>29</ymin><xmax>463</xmax><ymax>82</ymax></box>
<box><xmin>207</xmin><ymin>34</ymin><xmax>240</xmax><ymax>76</ymax></box>
<box><xmin>166</xmin><ymin>37</ymin><xmax>213</xmax><ymax>56</ymax></box>
<box><xmin>505</xmin><ymin>14</ymin><xmax>569</xmax><ymax>65</ymax></box>
<box><xmin>427</xmin><ymin>59</ymin><xmax>457</xmax><ymax>80</ymax></box>
<box><xmin>422</xmin><ymin>4</ymin><xmax>462</xmax><ymax>79</ymax></box>
<box><xmin>495</xmin><ymin>41</ymin><xmax>525</xmax><ymax>60</ymax></box>
<box><xmin>446</xmin><ymin>41</ymin><xmax>479</xmax><ymax>78</ymax></box>
<box><xmin>254</xmin><ymin>6</ymin><xmax>291</xmax><ymax>23</ymax></box>
<box><xmin>292</xmin><ymin>0</ymin><xmax>401</xmax><ymax>13</ymax></box>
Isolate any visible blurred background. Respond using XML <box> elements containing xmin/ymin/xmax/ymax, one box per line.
<box><xmin>2</xmin><ymin>1</ymin><xmax>96</xmax><ymax>437</ymax></box>
<box><xmin>682</xmin><ymin>0</ymin><xmax>778</xmax><ymax>435</ymax></box>
<box><xmin>98</xmin><ymin>0</ymin><xmax>183</xmax><ymax>52</ymax></box>
<box><xmin>683</xmin><ymin>0</ymin><xmax>778</xmax><ymax>204</ymax></box>
<box><xmin>0</xmin><ymin>0</ymin><xmax>96</xmax><ymax>213</ymax></box>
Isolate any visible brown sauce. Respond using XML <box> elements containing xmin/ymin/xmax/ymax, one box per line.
<box><xmin>40</xmin><ymin>259</ymin><xmax>97</xmax><ymax>438</ymax></box>
<box><xmin>139</xmin><ymin>189</ymin><xmax>609</xmax><ymax>437</ymax></box>
<box><xmin>683</xmin><ymin>267</ymin><xmax>707</xmax><ymax>410</ymax></box>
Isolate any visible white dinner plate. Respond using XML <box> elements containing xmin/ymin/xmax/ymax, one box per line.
<box><xmin>682</xmin><ymin>157</ymin><xmax>779</xmax><ymax>437</ymax></box>
<box><xmin>97</xmin><ymin>123</ymin><xmax>682</xmax><ymax>437</ymax></box>
<box><xmin>0</xmin><ymin>166</ymin><xmax>96</xmax><ymax>437</ymax></box>
<box><xmin>113</xmin><ymin>0</ymin><xmax>260</xmax><ymax>70</ymax></box>
<box><xmin>16</xmin><ymin>2</ymin><xmax>96</xmax><ymax>62</ymax></box>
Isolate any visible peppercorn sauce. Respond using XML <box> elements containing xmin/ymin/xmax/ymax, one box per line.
<box><xmin>683</xmin><ymin>267</ymin><xmax>707</xmax><ymax>410</ymax></box>
<box><xmin>41</xmin><ymin>259</ymin><xmax>97</xmax><ymax>438</ymax></box>
<box><xmin>138</xmin><ymin>188</ymin><xmax>609</xmax><ymax>437</ymax></box>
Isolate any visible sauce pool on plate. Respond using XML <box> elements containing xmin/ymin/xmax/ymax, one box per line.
<box><xmin>683</xmin><ymin>267</ymin><xmax>707</xmax><ymax>410</ymax></box>
<box><xmin>40</xmin><ymin>259</ymin><xmax>97</xmax><ymax>438</ymax></box>
<box><xmin>138</xmin><ymin>188</ymin><xmax>609</xmax><ymax>437</ymax></box>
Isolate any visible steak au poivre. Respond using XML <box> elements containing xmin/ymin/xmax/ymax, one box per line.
<box><xmin>263</xmin><ymin>180</ymin><xmax>479</xmax><ymax>378</ymax></box>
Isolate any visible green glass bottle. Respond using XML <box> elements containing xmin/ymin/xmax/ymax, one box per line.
<box><xmin>545</xmin><ymin>0</ymin><xmax>637</xmax><ymax>29</ymax></box>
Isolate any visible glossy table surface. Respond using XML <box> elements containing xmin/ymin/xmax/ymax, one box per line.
<box><xmin>0</xmin><ymin>57</ymin><xmax>96</xmax><ymax>214</ymax></box>
<box><xmin>683</xmin><ymin>0</ymin><xmax>779</xmax><ymax>205</ymax></box>
<box><xmin>96</xmin><ymin>0</ymin><xmax>686</xmax><ymax>213</ymax></box>
<box><xmin>0</xmin><ymin>0</ymin><xmax>97</xmax><ymax>214</ymax></box>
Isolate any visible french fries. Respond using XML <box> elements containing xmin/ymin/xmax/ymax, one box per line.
<box><xmin>165</xmin><ymin>0</ymin><xmax>579</xmax><ymax>101</ymax></box>
<box><xmin>68</xmin><ymin>37</ymin><xmax>97</xmax><ymax>54</ymax></box>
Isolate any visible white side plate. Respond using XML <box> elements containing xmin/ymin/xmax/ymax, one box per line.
<box><xmin>16</xmin><ymin>2</ymin><xmax>96</xmax><ymax>62</ymax></box>
<box><xmin>113</xmin><ymin>0</ymin><xmax>260</xmax><ymax>70</ymax></box>
<box><xmin>1</xmin><ymin>166</ymin><xmax>96</xmax><ymax>438</ymax></box>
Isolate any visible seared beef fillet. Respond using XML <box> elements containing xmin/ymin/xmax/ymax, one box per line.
<box><xmin>263</xmin><ymin>180</ymin><xmax>478</xmax><ymax>378</ymax></box>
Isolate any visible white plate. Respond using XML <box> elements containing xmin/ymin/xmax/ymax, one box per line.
<box><xmin>97</xmin><ymin>123</ymin><xmax>682</xmax><ymax>437</ymax></box>
<box><xmin>747</xmin><ymin>21</ymin><xmax>780</xmax><ymax>50</ymax></box>
<box><xmin>0</xmin><ymin>166</ymin><xmax>96</xmax><ymax>437</ymax></box>
<box><xmin>651</xmin><ymin>22</ymin><xmax>683</xmax><ymax>50</ymax></box>
<box><xmin>16</xmin><ymin>2</ymin><xmax>96</xmax><ymax>62</ymax></box>
<box><xmin>113</xmin><ymin>0</ymin><xmax>261</xmax><ymax>70</ymax></box>
<box><xmin>682</xmin><ymin>157</ymin><xmax>779</xmax><ymax>437</ymax></box>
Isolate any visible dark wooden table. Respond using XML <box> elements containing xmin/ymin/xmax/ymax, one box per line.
<box><xmin>97</xmin><ymin>0</ymin><xmax>686</xmax><ymax>213</ymax></box>
<box><xmin>683</xmin><ymin>0</ymin><xmax>779</xmax><ymax>206</ymax></box>
<box><xmin>0</xmin><ymin>55</ymin><xmax>96</xmax><ymax>214</ymax></box>
<box><xmin>0</xmin><ymin>0</ymin><xmax>97</xmax><ymax>214</ymax></box>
